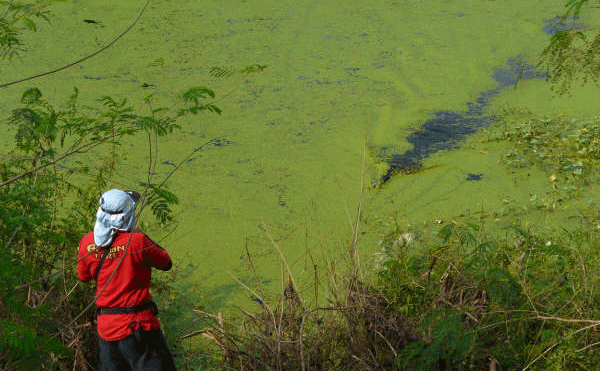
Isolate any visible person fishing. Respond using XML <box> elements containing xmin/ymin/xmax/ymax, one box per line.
<box><xmin>77</xmin><ymin>188</ymin><xmax>177</xmax><ymax>371</ymax></box>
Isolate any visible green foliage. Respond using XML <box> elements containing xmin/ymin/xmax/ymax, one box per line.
<box><xmin>537</xmin><ymin>0</ymin><xmax>600</xmax><ymax>95</ymax></box>
<box><xmin>139</xmin><ymin>183</ymin><xmax>179</xmax><ymax>227</ymax></box>
<box><xmin>0</xmin><ymin>80</ymin><xmax>222</xmax><ymax>368</ymax></box>
<box><xmin>399</xmin><ymin>315</ymin><xmax>473</xmax><ymax>371</ymax></box>
<box><xmin>485</xmin><ymin>266</ymin><xmax>523</xmax><ymax>309</ymax></box>
<box><xmin>240</xmin><ymin>63</ymin><xmax>267</xmax><ymax>74</ymax></box>
<box><xmin>0</xmin><ymin>0</ymin><xmax>59</xmax><ymax>60</ymax></box>
<box><xmin>0</xmin><ymin>249</ymin><xmax>73</xmax><ymax>369</ymax></box>
<box><xmin>178</xmin><ymin>86</ymin><xmax>222</xmax><ymax>116</ymax></box>
<box><xmin>209</xmin><ymin>66</ymin><xmax>235</xmax><ymax>79</ymax></box>
<box><xmin>565</xmin><ymin>0</ymin><xmax>591</xmax><ymax>17</ymax></box>
<box><xmin>490</xmin><ymin>109</ymin><xmax>600</xmax><ymax>207</ymax></box>
<box><xmin>10</xmin><ymin>88</ymin><xmax>58</xmax><ymax>157</ymax></box>
<box><xmin>369</xmin><ymin>214</ymin><xmax>600</xmax><ymax>370</ymax></box>
<box><xmin>0</xmin><ymin>17</ymin><xmax>20</xmax><ymax>58</ymax></box>
<box><xmin>210</xmin><ymin>63</ymin><xmax>267</xmax><ymax>79</ymax></box>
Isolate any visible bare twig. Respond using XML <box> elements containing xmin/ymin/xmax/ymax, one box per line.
<box><xmin>375</xmin><ymin>330</ymin><xmax>397</xmax><ymax>358</ymax></box>
<box><xmin>349</xmin><ymin>144</ymin><xmax>366</xmax><ymax>277</ymax></box>
<box><xmin>262</xmin><ymin>221</ymin><xmax>306</xmax><ymax>311</ymax></box>
<box><xmin>532</xmin><ymin>315</ymin><xmax>600</xmax><ymax>325</ymax></box>
<box><xmin>522</xmin><ymin>342</ymin><xmax>558</xmax><ymax>371</ymax></box>
<box><xmin>299</xmin><ymin>306</ymin><xmax>346</xmax><ymax>371</ymax></box>
<box><xmin>228</xmin><ymin>272</ymin><xmax>276</xmax><ymax>323</ymax></box>
<box><xmin>576</xmin><ymin>341</ymin><xmax>600</xmax><ymax>353</ymax></box>
<box><xmin>522</xmin><ymin>319</ymin><xmax>600</xmax><ymax>370</ymax></box>
<box><xmin>0</xmin><ymin>130</ymin><xmax>127</xmax><ymax>188</ymax></box>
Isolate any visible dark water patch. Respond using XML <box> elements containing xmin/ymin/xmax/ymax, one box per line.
<box><xmin>212</xmin><ymin>138</ymin><xmax>232</xmax><ymax>147</ymax></box>
<box><xmin>379</xmin><ymin>110</ymin><xmax>491</xmax><ymax>184</ymax></box>
<box><xmin>377</xmin><ymin>56</ymin><xmax>546</xmax><ymax>186</ymax></box>
<box><xmin>83</xmin><ymin>75</ymin><xmax>104</xmax><ymax>80</ymax></box>
<box><xmin>250</xmin><ymin>294</ymin><xmax>264</xmax><ymax>305</ymax></box>
<box><xmin>466</xmin><ymin>173</ymin><xmax>483</xmax><ymax>181</ymax></box>
<box><xmin>542</xmin><ymin>16</ymin><xmax>584</xmax><ymax>36</ymax></box>
<box><xmin>84</xmin><ymin>74</ymin><xmax>128</xmax><ymax>81</ymax></box>
<box><xmin>344</xmin><ymin>67</ymin><xmax>361</xmax><ymax>76</ymax></box>
<box><xmin>492</xmin><ymin>56</ymin><xmax>547</xmax><ymax>89</ymax></box>
<box><xmin>278</xmin><ymin>195</ymin><xmax>286</xmax><ymax>207</ymax></box>
<box><xmin>313</xmin><ymin>79</ymin><xmax>343</xmax><ymax>85</ymax></box>
<box><xmin>378</xmin><ymin>51</ymin><xmax>394</xmax><ymax>59</ymax></box>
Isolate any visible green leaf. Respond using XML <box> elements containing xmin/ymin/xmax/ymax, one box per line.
<box><xmin>486</xmin><ymin>267</ymin><xmax>523</xmax><ymax>308</ymax></box>
<box><xmin>240</xmin><ymin>64</ymin><xmax>267</xmax><ymax>74</ymax></box>
<box><xmin>22</xmin><ymin>18</ymin><xmax>36</xmax><ymax>32</ymax></box>
<box><xmin>182</xmin><ymin>86</ymin><xmax>215</xmax><ymax>105</ymax></box>
<box><xmin>68</xmin><ymin>86</ymin><xmax>79</xmax><ymax>101</ymax></box>
<box><xmin>565</xmin><ymin>0</ymin><xmax>588</xmax><ymax>17</ymax></box>
<box><xmin>210</xmin><ymin>66</ymin><xmax>235</xmax><ymax>79</ymax></box>
<box><xmin>206</xmin><ymin>104</ymin><xmax>222</xmax><ymax>115</ymax></box>
<box><xmin>20</xmin><ymin>88</ymin><xmax>42</xmax><ymax>105</ymax></box>
<box><xmin>151</xmin><ymin>58</ymin><xmax>165</xmax><ymax>67</ymax></box>
<box><xmin>138</xmin><ymin>184</ymin><xmax>179</xmax><ymax>226</ymax></box>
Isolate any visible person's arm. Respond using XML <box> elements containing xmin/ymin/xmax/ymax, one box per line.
<box><xmin>77</xmin><ymin>241</ymin><xmax>93</xmax><ymax>282</ymax></box>
<box><xmin>140</xmin><ymin>233</ymin><xmax>172</xmax><ymax>271</ymax></box>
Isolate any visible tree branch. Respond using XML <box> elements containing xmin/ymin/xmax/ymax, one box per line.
<box><xmin>0</xmin><ymin>130</ymin><xmax>130</xmax><ymax>188</ymax></box>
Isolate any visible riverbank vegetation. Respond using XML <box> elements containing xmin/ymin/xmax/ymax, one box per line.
<box><xmin>0</xmin><ymin>81</ymin><xmax>224</xmax><ymax>368</ymax></box>
<box><xmin>5</xmin><ymin>102</ymin><xmax>600</xmax><ymax>370</ymax></box>
<box><xmin>185</xmin><ymin>110</ymin><xmax>600</xmax><ymax>370</ymax></box>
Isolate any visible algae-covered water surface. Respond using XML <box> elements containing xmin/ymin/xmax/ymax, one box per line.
<box><xmin>2</xmin><ymin>0</ymin><xmax>600</xmax><ymax>314</ymax></box>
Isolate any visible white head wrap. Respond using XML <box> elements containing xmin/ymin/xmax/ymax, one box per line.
<box><xmin>93</xmin><ymin>189</ymin><xmax>136</xmax><ymax>248</ymax></box>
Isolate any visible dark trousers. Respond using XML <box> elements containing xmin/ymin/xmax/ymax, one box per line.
<box><xmin>98</xmin><ymin>328</ymin><xmax>177</xmax><ymax>371</ymax></box>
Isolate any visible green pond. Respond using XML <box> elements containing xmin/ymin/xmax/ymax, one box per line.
<box><xmin>2</xmin><ymin>0</ymin><xmax>600</xmax><ymax>317</ymax></box>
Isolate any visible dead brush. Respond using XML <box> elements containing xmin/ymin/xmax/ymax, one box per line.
<box><xmin>435</xmin><ymin>263</ymin><xmax>488</xmax><ymax>327</ymax></box>
<box><xmin>186</xmin><ymin>268</ymin><xmax>421</xmax><ymax>370</ymax></box>
<box><xmin>341</xmin><ymin>276</ymin><xmax>420</xmax><ymax>369</ymax></box>
<box><xmin>186</xmin><ymin>278</ymin><xmax>308</xmax><ymax>370</ymax></box>
<box><xmin>184</xmin><ymin>239</ymin><xmax>422</xmax><ymax>370</ymax></box>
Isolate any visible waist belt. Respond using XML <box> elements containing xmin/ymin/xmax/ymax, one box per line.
<box><xmin>96</xmin><ymin>300</ymin><xmax>158</xmax><ymax>316</ymax></box>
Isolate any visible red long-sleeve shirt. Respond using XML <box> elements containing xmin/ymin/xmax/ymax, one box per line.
<box><xmin>78</xmin><ymin>231</ymin><xmax>172</xmax><ymax>341</ymax></box>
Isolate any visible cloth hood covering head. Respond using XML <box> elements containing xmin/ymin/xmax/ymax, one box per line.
<box><xmin>94</xmin><ymin>189</ymin><xmax>137</xmax><ymax>248</ymax></box>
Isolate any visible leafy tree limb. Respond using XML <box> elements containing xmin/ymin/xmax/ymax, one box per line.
<box><xmin>537</xmin><ymin>0</ymin><xmax>600</xmax><ymax>94</ymax></box>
